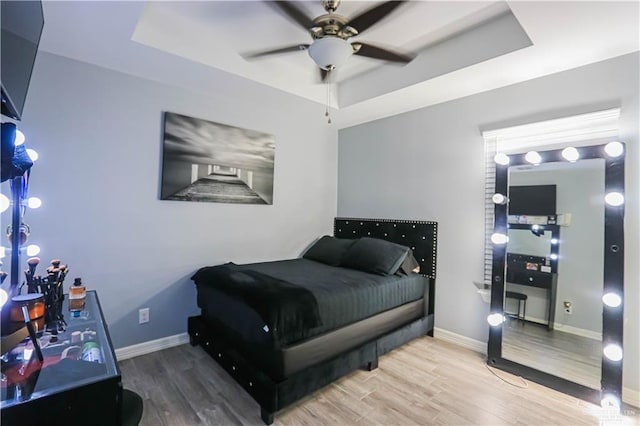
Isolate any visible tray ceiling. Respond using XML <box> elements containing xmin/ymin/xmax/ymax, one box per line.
<box><xmin>38</xmin><ymin>1</ymin><xmax>639</xmax><ymax>128</ymax></box>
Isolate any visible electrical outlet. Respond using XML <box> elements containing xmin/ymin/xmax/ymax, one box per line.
<box><xmin>563</xmin><ymin>301</ymin><xmax>573</xmax><ymax>315</ymax></box>
<box><xmin>139</xmin><ymin>308</ymin><xmax>150</xmax><ymax>324</ymax></box>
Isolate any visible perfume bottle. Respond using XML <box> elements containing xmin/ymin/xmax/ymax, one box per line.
<box><xmin>69</xmin><ymin>278</ymin><xmax>86</xmax><ymax>314</ymax></box>
<box><xmin>69</xmin><ymin>278</ymin><xmax>86</xmax><ymax>299</ymax></box>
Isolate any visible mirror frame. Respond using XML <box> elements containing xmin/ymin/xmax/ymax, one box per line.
<box><xmin>487</xmin><ymin>142</ymin><xmax>625</xmax><ymax>407</ymax></box>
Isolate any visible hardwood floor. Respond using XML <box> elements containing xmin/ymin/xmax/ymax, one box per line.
<box><xmin>119</xmin><ymin>337</ymin><xmax>638</xmax><ymax>425</ymax></box>
<box><xmin>502</xmin><ymin>318</ymin><xmax>601</xmax><ymax>389</ymax></box>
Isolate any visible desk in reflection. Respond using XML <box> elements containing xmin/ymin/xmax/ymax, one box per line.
<box><xmin>506</xmin><ymin>253</ymin><xmax>558</xmax><ymax>330</ymax></box>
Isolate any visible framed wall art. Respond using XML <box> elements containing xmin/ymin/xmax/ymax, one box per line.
<box><xmin>160</xmin><ymin>112</ymin><xmax>275</xmax><ymax>204</ymax></box>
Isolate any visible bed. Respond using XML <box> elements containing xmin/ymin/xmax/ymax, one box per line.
<box><xmin>188</xmin><ymin>217</ymin><xmax>438</xmax><ymax>424</ymax></box>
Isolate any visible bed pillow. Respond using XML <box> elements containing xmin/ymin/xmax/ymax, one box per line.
<box><xmin>341</xmin><ymin>237</ymin><xmax>410</xmax><ymax>276</ymax></box>
<box><xmin>397</xmin><ymin>250</ymin><xmax>421</xmax><ymax>275</ymax></box>
<box><xmin>303</xmin><ymin>235</ymin><xmax>356</xmax><ymax>266</ymax></box>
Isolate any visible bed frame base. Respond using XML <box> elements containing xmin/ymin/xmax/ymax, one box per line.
<box><xmin>260</xmin><ymin>408</ymin><xmax>274</xmax><ymax>425</ymax></box>
<box><xmin>188</xmin><ymin>313</ymin><xmax>433</xmax><ymax>424</ymax></box>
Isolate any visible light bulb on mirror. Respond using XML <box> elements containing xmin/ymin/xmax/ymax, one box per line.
<box><xmin>26</xmin><ymin>244</ymin><xmax>40</xmax><ymax>256</ymax></box>
<box><xmin>549</xmin><ymin>254</ymin><xmax>558</xmax><ymax>260</ymax></box>
<box><xmin>491</xmin><ymin>233</ymin><xmax>508</xmax><ymax>244</ymax></box>
<box><xmin>15</xmin><ymin>129</ymin><xmax>25</xmax><ymax>146</ymax></box>
<box><xmin>561</xmin><ymin>147</ymin><xmax>580</xmax><ymax>162</ymax></box>
<box><xmin>604</xmin><ymin>141</ymin><xmax>624</xmax><ymax>158</ymax></box>
<box><xmin>602</xmin><ymin>292</ymin><xmax>622</xmax><ymax>308</ymax></box>
<box><xmin>0</xmin><ymin>193</ymin><xmax>9</xmax><ymax>213</ymax></box>
<box><xmin>26</xmin><ymin>149</ymin><xmax>38</xmax><ymax>162</ymax></box>
<box><xmin>494</xmin><ymin>153</ymin><xmax>510</xmax><ymax>166</ymax></box>
<box><xmin>27</xmin><ymin>197</ymin><xmax>42</xmax><ymax>209</ymax></box>
<box><xmin>487</xmin><ymin>313</ymin><xmax>505</xmax><ymax>326</ymax></box>
<box><xmin>550</xmin><ymin>238</ymin><xmax>559</xmax><ymax>245</ymax></box>
<box><xmin>601</xmin><ymin>394</ymin><xmax>620</xmax><ymax>410</ymax></box>
<box><xmin>604</xmin><ymin>192</ymin><xmax>624</xmax><ymax>207</ymax></box>
<box><xmin>492</xmin><ymin>193</ymin><xmax>507</xmax><ymax>204</ymax></box>
<box><xmin>525</xmin><ymin>151</ymin><xmax>542</xmax><ymax>165</ymax></box>
<box><xmin>603</xmin><ymin>344</ymin><xmax>623</xmax><ymax>361</ymax></box>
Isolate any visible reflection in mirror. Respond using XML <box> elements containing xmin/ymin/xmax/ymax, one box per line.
<box><xmin>502</xmin><ymin>159</ymin><xmax>604</xmax><ymax>390</ymax></box>
<box><xmin>487</xmin><ymin>142</ymin><xmax>625</xmax><ymax>407</ymax></box>
<box><xmin>507</xmin><ymin>228</ymin><xmax>552</xmax><ymax>257</ymax></box>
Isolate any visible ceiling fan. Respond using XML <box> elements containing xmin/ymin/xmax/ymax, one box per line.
<box><xmin>245</xmin><ymin>0</ymin><xmax>416</xmax><ymax>81</ymax></box>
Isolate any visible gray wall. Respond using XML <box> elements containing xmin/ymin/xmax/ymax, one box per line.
<box><xmin>1</xmin><ymin>51</ymin><xmax>338</xmax><ymax>348</ymax></box>
<box><xmin>161</xmin><ymin>159</ymin><xmax>192</xmax><ymax>198</ymax></box>
<box><xmin>338</xmin><ymin>52</ymin><xmax>639</xmax><ymax>395</ymax></box>
<box><xmin>508</xmin><ymin>163</ymin><xmax>605</xmax><ymax>334</ymax></box>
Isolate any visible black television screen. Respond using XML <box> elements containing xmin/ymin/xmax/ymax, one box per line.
<box><xmin>1</xmin><ymin>0</ymin><xmax>44</xmax><ymax>121</ymax></box>
<box><xmin>508</xmin><ymin>185</ymin><xmax>557</xmax><ymax>216</ymax></box>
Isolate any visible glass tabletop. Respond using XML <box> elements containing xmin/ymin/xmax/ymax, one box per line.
<box><xmin>1</xmin><ymin>291</ymin><xmax>119</xmax><ymax>409</ymax></box>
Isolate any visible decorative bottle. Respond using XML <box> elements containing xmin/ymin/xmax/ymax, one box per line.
<box><xmin>69</xmin><ymin>277</ymin><xmax>86</xmax><ymax>313</ymax></box>
<box><xmin>69</xmin><ymin>277</ymin><xmax>86</xmax><ymax>299</ymax></box>
<box><xmin>81</xmin><ymin>341</ymin><xmax>103</xmax><ymax>363</ymax></box>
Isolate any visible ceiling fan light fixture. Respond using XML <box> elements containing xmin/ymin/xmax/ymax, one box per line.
<box><xmin>308</xmin><ymin>37</ymin><xmax>353</xmax><ymax>70</ymax></box>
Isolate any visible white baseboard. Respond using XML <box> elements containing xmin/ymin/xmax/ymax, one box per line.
<box><xmin>434</xmin><ymin>327</ymin><xmax>486</xmax><ymax>354</ymax></box>
<box><xmin>552</xmin><ymin>323</ymin><xmax>601</xmax><ymax>341</ymax></box>
<box><xmin>524</xmin><ymin>315</ymin><xmax>602</xmax><ymax>341</ymax></box>
<box><xmin>623</xmin><ymin>387</ymin><xmax>640</xmax><ymax>408</ymax></box>
<box><xmin>115</xmin><ymin>332</ymin><xmax>190</xmax><ymax>361</ymax></box>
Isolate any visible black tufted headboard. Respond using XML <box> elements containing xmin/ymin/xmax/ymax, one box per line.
<box><xmin>333</xmin><ymin>217</ymin><xmax>438</xmax><ymax>279</ymax></box>
<box><xmin>334</xmin><ymin>217</ymin><xmax>438</xmax><ymax>321</ymax></box>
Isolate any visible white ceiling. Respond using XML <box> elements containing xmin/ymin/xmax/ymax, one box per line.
<box><xmin>39</xmin><ymin>1</ymin><xmax>639</xmax><ymax>129</ymax></box>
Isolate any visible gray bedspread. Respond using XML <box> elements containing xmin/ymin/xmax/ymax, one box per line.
<box><xmin>192</xmin><ymin>258</ymin><xmax>427</xmax><ymax>348</ymax></box>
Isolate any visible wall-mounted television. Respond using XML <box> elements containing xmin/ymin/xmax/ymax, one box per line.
<box><xmin>1</xmin><ymin>0</ymin><xmax>44</xmax><ymax>121</ymax></box>
<box><xmin>508</xmin><ymin>184</ymin><xmax>557</xmax><ymax>216</ymax></box>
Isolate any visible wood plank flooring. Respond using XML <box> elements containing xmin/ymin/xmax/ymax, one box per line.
<box><xmin>119</xmin><ymin>338</ymin><xmax>639</xmax><ymax>425</ymax></box>
<box><xmin>502</xmin><ymin>318</ymin><xmax>601</xmax><ymax>389</ymax></box>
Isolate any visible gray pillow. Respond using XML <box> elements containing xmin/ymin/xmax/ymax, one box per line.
<box><xmin>397</xmin><ymin>250</ymin><xmax>421</xmax><ymax>275</ymax></box>
<box><xmin>341</xmin><ymin>237</ymin><xmax>410</xmax><ymax>276</ymax></box>
<box><xmin>303</xmin><ymin>236</ymin><xmax>356</xmax><ymax>266</ymax></box>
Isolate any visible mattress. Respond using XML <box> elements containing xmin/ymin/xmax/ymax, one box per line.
<box><xmin>194</xmin><ymin>258</ymin><xmax>427</xmax><ymax>348</ymax></box>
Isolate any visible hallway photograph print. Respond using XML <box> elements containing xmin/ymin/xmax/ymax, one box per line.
<box><xmin>160</xmin><ymin>112</ymin><xmax>275</xmax><ymax>204</ymax></box>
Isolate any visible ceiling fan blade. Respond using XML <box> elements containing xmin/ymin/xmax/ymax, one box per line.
<box><xmin>353</xmin><ymin>42</ymin><xmax>415</xmax><ymax>63</ymax></box>
<box><xmin>348</xmin><ymin>1</ymin><xmax>406</xmax><ymax>34</ymax></box>
<box><xmin>244</xmin><ymin>44</ymin><xmax>309</xmax><ymax>59</ymax></box>
<box><xmin>267</xmin><ymin>1</ymin><xmax>314</xmax><ymax>32</ymax></box>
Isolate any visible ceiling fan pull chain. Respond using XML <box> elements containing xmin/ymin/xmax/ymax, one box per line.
<box><xmin>326</xmin><ymin>70</ymin><xmax>332</xmax><ymax>124</ymax></box>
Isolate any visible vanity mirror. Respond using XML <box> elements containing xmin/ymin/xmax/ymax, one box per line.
<box><xmin>487</xmin><ymin>142</ymin><xmax>625</xmax><ymax>408</ymax></box>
